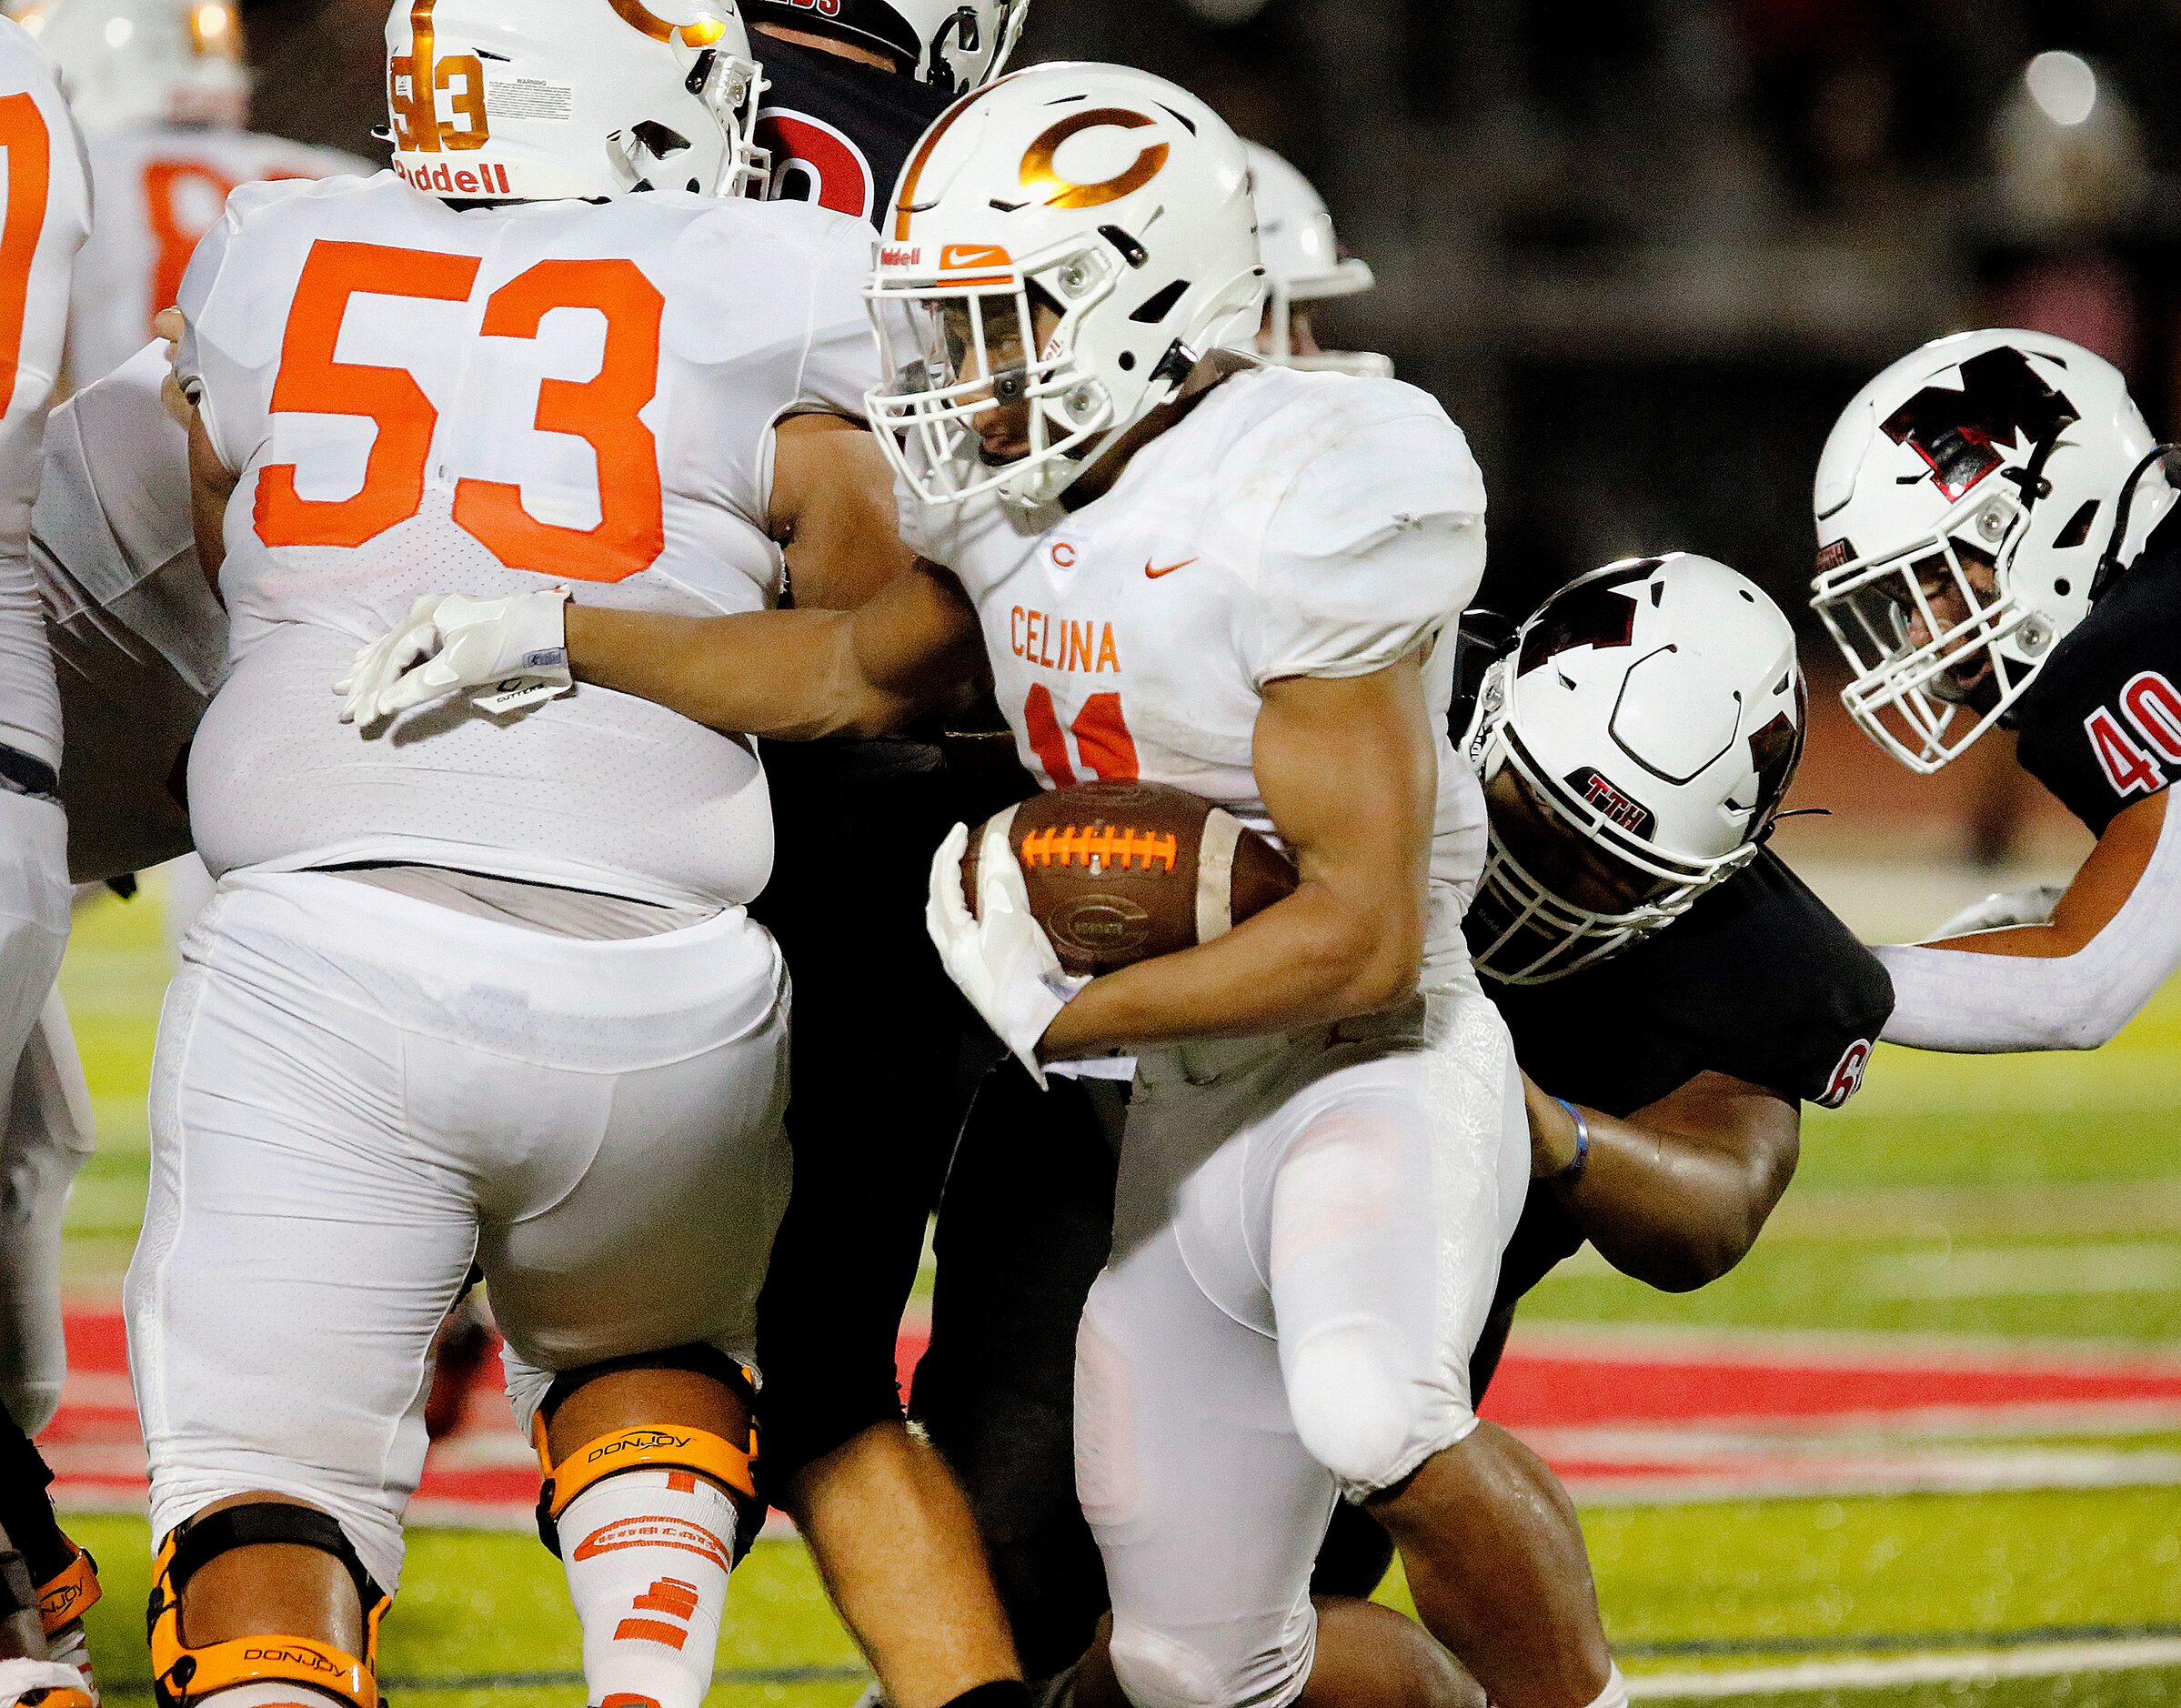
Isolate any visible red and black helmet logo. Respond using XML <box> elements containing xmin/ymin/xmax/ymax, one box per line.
<box><xmin>1881</xmin><ymin>347</ymin><xmax>2077</xmax><ymax>501</ymax></box>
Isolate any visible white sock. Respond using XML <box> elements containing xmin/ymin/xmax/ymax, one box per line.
<box><xmin>1583</xmin><ymin>1663</ymin><xmax>1629</xmax><ymax>1708</ymax></box>
<box><xmin>558</xmin><ymin>1469</ymin><xmax>738</xmax><ymax>1708</ymax></box>
<box><xmin>44</xmin><ymin>1621</ymin><xmax>95</xmax><ymax>1705</ymax></box>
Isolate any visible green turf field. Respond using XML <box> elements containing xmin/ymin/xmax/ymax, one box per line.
<box><xmin>49</xmin><ymin>883</ymin><xmax>2181</xmax><ymax>1704</ymax></box>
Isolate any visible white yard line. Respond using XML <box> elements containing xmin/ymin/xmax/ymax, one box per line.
<box><xmin>1628</xmin><ymin>1635</ymin><xmax>2181</xmax><ymax>1697</ymax></box>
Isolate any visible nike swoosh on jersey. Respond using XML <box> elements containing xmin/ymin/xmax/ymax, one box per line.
<box><xmin>1144</xmin><ymin>558</ymin><xmax>1197</xmax><ymax>579</ymax></box>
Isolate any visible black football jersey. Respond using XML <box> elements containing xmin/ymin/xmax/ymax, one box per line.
<box><xmin>1479</xmin><ymin>849</ymin><xmax>1895</xmax><ymax>1312</ymax></box>
<box><xmin>754</xmin><ymin>37</ymin><xmax>959</xmax><ymax>230</ymax></box>
<box><xmin>2008</xmin><ymin>507</ymin><xmax>2181</xmax><ymax>835</ymax></box>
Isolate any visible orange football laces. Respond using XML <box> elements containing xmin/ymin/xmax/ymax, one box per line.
<box><xmin>1019</xmin><ymin>825</ymin><xmax>1179</xmax><ymax>872</ymax></box>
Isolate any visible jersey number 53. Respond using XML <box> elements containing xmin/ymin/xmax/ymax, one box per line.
<box><xmin>253</xmin><ymin>238</ymin><xmax>664</xmax><ymax>584</ymax></box>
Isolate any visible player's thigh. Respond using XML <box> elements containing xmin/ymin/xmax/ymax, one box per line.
<box><xmin>483</xmin><ymin>992</ymin><xmax>791</xmax><ymax>1396</ymax></box>
<box><xmin>126</xmin><ymin>944</ymin><xmax>477</xmax><ymax>1586</ymax></box>
<box><xmin>1079</xmin><ymin>1224</ymin><xmax>1331</xmax><ymax>1708</ymax></box>
<box><xmin>1265</xmin><ymin>986</ymin><xmax>1528</xmax><ymax>1499</ymax></box>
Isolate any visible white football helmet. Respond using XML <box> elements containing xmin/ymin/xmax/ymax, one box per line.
<box><xmin>1811</xmin><ymin>329</ymin><xmax>2176</xmax><ymax>773</ymax></box>
<box><xmin>8</xmin><ymin>0</ymin><xmax>248</xmax><ymax>132</ymax></box>
<box><xmin>1463</xmin><ymin>554</ymin><xmax>1806</xmax><ymax>984</ymax></box>
<box><xmin>743</xmin><ymin>0</ymin><xmax>1026</xmax><ymax>94</ymax></box>
<box><xmin>1234</xmin><ymin>141</ymin><xmax>1390</xmax><ymax>378</ymax></box>
<box><xmin>386</xmin><ymin>0</ymin><xmax>767</xmax><ymax>203</ymax></box>
<box><xmin>865</xmin><ymin>61</ymin><xmax>1262</xmax><ymax>510</ymax></box>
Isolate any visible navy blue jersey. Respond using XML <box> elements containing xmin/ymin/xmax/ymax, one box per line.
<box><xmin>2009</xmin><ymin>507</ymin><xmax>2181</xmax><ymax>835</ymax></box>
<box><xmin>755</xmin><ymin>35</ymin><xmax>957</xmax><ymax>229</ymax></box>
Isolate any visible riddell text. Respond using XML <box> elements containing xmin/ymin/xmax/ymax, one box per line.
<box><xmin>394</xmin><ymin>158</ymin><xmax>514</xmax><ymax>196</ymax></box>
<box><xmin>1011</xmin><ymin>607</ymin><xmax>1121</xmax><ymax>674</ymax></box>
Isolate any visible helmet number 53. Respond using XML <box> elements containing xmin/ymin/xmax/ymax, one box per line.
<box><xmin>254</xmin><ymin>239</ymin><xmax>666</xmax><ymax>584</ymax></box>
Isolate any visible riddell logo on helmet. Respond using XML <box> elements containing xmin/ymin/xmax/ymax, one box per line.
<box><xmin>394</xmin><ymin>157</ymin><xmax>514</xmax><ymax>196</ymax></box>
<box><xmin>879</xmin><ymin>246</ymin><xmax>922</xmax><ymax>267</ymax></box>
<box><xmin>1568</xmin><ymin>769</ymin><xmax>1655</xmax><ymax>837</ymax></box>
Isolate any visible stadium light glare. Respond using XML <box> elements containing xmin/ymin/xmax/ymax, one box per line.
<box><xmin>2025</xmin><ymin>50</ymin><xmax>2098</xmax><ymax>127</ymax></box>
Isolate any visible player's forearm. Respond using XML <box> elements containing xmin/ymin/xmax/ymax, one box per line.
<box><xmin>565</xmin><ymin>603</ymin><xmax>918</xmax><ymax>740</ymax></box>
<box><xmin>1040</xmin><ymin>881</ymin><xmax>1422</xmax><ymax>1058</ymax></box>
<box><xmin>1874</xmin><ymin>933</ymin><xmax>2171</xmax><ymax>1051</ymax></box>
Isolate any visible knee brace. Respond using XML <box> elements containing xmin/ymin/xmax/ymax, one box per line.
<box><xmin>147</xmin><ymin>1504</ymin><xmax>388</xmax><ymax>1708</ymax></box>
<box><xmin>0</xmin><ymin>1657</ymin><xmax>94</xmax><ymax>1708</ymax></box>
<box><xmin>34</xmin><ymin>1545</ymin><xmax>96</xmax><ymax>1639</ymax></box>
<box><xmin>530</xmin><ymin>1349</ymin><xmax>763</xmax><ymax>1564</ymax></box>
<box><xmin>1286</xmin><ymin>1323</ymin><xmax>1472</xmax><ymax>1497</ymax></box>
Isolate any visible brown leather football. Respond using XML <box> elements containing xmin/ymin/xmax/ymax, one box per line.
<box><xmin>962</xmin><ymin>780</ymin><xmax>1300</xmax><ymax>975</ymax></box>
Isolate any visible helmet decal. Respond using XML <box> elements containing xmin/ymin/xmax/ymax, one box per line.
<box><xmin>1563</xmin><ymin>769</ymin><xmax>1655</xmax><ymax>838</ymax></box>
<box><xmin>1880</xmin><ymin>346</ymin><xmax>2078</xmax><ymax>501</ymax></box>
<box><xmin>606</xmin><ymin>0</ymin><xmax>727</xmax><ymax>47</ymax></box>
<box><xmin>390</xmin><ymin>0</ymin><xmax>489</xmax><ymax>156</ymax></box>
<box><xmin>1020</xmin><ymin>109</ymin><xmax>1168</xmax><ymax>211</ymax></box>
<box><xmin>1515</xmin><ymin>562</ymin><xmax>1646</xmax><ymax>675</ymax></box>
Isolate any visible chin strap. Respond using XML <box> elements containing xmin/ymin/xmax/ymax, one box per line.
<box><xmin>2089</xmin><ymin>443</ymin><xmax>2181</xmax><ymax>603</ymax></box>
<box><xmin>148</xmin><ymin>1506</ymin><xmax>387</xmax><ymax>1708</ymax></box>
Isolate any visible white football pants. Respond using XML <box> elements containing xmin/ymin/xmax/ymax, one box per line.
<box><xmin>125</xmin><ymin>870</ymin><xmax>792</xmax><ymax>1592</ymax></box>
<box><xmin>1078</xmin><ymin>969</ymin><xmax>1527</xmax><ymax>1708</ymax></box>
<box><xmin>0</xmin><ymin>791</ymin><xmax>79</xmax><ymax>1435</ymax></box>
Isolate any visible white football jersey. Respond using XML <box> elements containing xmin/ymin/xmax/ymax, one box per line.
<box><xmin>69</xmin><ymin>126</ymin><xmax>375</xmax><ymax>386</ymax></box>
<box><xmin>0</xmin><ymin>20</ymin><xmax>91</xmax><ymax>773</ymax></box>
<box><xmin>176</xmin><ymin>173</ymin><xmax>882</xmax><ymax>908</ymax></box>
<box><xmin>905</xmin><ymin>364</ymin><xmax>1490</xmax><ymax>979</ymax></box>
<box><xmin>33</xmin><ymin>343</ymin><xmax>212</xmax><ymax>881</ymax></box>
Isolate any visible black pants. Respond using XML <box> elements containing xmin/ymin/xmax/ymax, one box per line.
<box><xmin>749</xmin><ymin>735</ymin><xmax>1028</xmax><ymax>1495</ymax></box>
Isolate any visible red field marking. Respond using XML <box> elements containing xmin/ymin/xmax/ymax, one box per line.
<box><xmin>43</xmin><ymin>1313</ymin><xmax>2181</xmax><ymax>1516</ymax></box>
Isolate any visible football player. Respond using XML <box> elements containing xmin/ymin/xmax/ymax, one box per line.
<box><xmin>10</xmin><ymin>0</ymin><xmax>372</xmax><ymax>386</ymax></box>
<box><xmin>1233</xmin><ymin>141</ymin><xmax>1391</xmax><ymax>377</ymax></box>
<box><xmin>138</xmin><ymin>6</ymin><xmax>944</xmax><ymax>1708</ymax></box>
<box><xmin>902</xmin><ymin>557</ymin><xmax>1894</xmax><ymax>1690</ymax></box>
<box><xmin>0</xmin><ymin>14</ymin><xmax>97</xmax><ymax>1703</ymax></box>
<box><xmin>339</xmin><ymin>62</ymin><xmax>1627</xmax><ymax>1708</ymax></box>
<box><xmin>1810</xmin><ymin>330</ymin><xmax>2181</xmax><ymax>1052</ymax></box>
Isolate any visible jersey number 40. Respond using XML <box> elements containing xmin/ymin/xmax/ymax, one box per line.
<box><xmin>255</xmin><ymin>238</ymin><xmax>664</xmax><ymax>583</ymax></box>
<box><xmin>2084</xmin><ymin>670</ymin><xmax>2181</xmax><ymax>800</ymax></box>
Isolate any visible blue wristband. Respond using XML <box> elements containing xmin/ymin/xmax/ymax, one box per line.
<box><xmin>1550</xmin><ymin>1097</ymin><xmax>1590</xmax><ymax>1184</ymax></box>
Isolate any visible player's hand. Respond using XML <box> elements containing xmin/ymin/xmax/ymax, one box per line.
<box><xmin>337</xmin><ymin>588</ymin><xmax>574</xmax><ymax>728</ymax></box>
<box><xmin>154</xmin><ymin>306</ymin><xmax>194</xmax><ymax>429</ymax></box>
<box><xmin>1927</xmin><ymin>884</ymin><xmax>2066</xmax><ymax>940</ymax></box>
<box><xmin>926</xmin><ymin>819</ymin><xmax>1089</xmax><ymax>1088</ymax></box>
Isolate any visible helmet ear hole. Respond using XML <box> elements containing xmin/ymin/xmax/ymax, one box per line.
<box><xmin>2052</xmin><ymin>497</ymin><xmax>2099</xmax><ymax>549</ymax></box>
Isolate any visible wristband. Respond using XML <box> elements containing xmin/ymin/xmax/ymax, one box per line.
<box><xmin>1550</xmin><ymin>1097</ymin><xmax>1590</xmax><ymax>1184</ymax></box>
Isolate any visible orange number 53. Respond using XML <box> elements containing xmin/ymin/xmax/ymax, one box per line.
<box><xmin>254</xmin><ymin>239</ymin><xmax>666</xmax><ymax>584</ymax></box>
<box><xmin>0</xmin><ymin>92</ymin><xmax>53</xmax><ymax>416</ymax></box>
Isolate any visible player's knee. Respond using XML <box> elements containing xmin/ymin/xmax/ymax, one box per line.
<box><xmin>1108</xmin><ymin>1622</ymin><xmax>1306</xmax><ymax>1708</ymax></box>
<box><xmin>1286</xmin><ymin>1322</ymin><xmax>1469</xmax><ymax>1495</ymax></box>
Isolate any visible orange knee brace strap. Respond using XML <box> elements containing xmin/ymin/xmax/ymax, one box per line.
<box><xmin>148</xmin><ymin>1507</ymin><xmax>388</xmax><ymax>1708</ymax></box>
<box><xmin>36</xmin><ymin>1543</ymin><xmax>98</xmax><ymax>1636</ymax></box>
<box><xmin>533</xmin><ymin>1419</ymin><xmax>759</xmax><ymax>1527</ymax></box>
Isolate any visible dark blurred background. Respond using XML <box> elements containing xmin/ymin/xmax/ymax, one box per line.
<box><xmin>238</xmin><ymin>0</ymin><xmax>2179</xmax><ymax>858</ymax></box>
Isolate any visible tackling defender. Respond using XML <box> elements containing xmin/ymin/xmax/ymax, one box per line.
<box><xmin>340</xmin><ymin>61</ymin><xmax>1625</xmax><ymax>1708</ymax></box>
<box><xmin>1810</xmin><ymin>330</ymin><xmax>2181</xmax><ymax>1052</ymax></box>
<box><xmin>141</xmin><ymin>5</ymin><xmax>950</xmax><ymax>1707</ymax></box>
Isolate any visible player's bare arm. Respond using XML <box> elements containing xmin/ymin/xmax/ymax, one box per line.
<box><xmin>550</xmin><ymin>556</ymin><xmax>983</xmax><ymax>740</ymax></box>
<box><xmin>767</xmin><ymin>410</ymin><xmax>919</xmax><ymax>612</ymax></box>
<box><xmin>1035</xmin><ymin>656</ymin><xmax>1435</xmax><ymax>1060</ymax></box>
<box><xmin>1525</xmin><ymin>1070</ymin><xmax>1800</xmax><ymax>1293</ymax></box>
<box><xmin>1922</xmin><ymin>786</ymin><xmax>2165</xmax><ymax>959</ymax></box>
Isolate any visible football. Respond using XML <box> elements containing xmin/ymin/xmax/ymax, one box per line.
<box><xmin>962</xmin><ymin>780</ymin><xmax>1300</xmax><ymax>975</ymax></box>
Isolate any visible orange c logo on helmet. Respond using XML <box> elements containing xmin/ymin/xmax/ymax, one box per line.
<box><xmin>1020</xmin><ymin>109</ymin><xmax>1169</xmax><ymax>211</ymax></box>
<box><xmin>606</xmin><ymin>0</ymin><xmax>728</xmax><ymax>47</ymax></box>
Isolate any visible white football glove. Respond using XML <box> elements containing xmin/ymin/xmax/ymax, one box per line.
<box><xmin>926</xmin><ymin>818</ymin><xmax>1089</xmax><ymax>1087</ymax></box>
<box><xmin>336</xmin><ymin>588</ymin><xmax>573</xmax><ymax>728</ymax></box>
<box><xmin>1926</xmin><ymin>883</ymin><xmax>2066</xmax><ymax>941</ymax></box>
